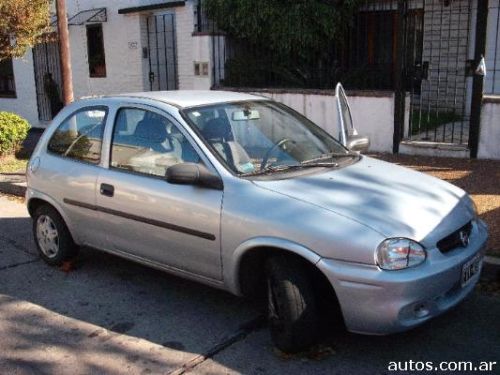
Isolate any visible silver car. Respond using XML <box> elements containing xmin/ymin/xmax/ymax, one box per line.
<box><xmin>26</xmin><ymin>89</ymin><xmax>488</xmax><ymax>353</ymax></box>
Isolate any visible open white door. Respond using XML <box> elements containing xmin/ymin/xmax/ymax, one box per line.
<box><xmin>335</xmin><ymin>83</ymin><xmax>370</xmax><ymax>153</ymax></box>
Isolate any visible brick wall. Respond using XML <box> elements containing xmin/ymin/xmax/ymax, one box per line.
<box><xmin>417</xmin><ymin>0</ymin><xmax>473</xmax><ymax>113</ymax></box>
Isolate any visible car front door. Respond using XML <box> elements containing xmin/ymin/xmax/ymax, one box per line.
<box><xmin>96</xmin><ymin>105</ymin><xmax>223</xmax><ymax>280</ymax></box>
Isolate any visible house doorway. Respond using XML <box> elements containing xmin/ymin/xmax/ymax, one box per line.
<box><xmin>32</xmin><ymin>39</ymin><xmax>63</xmax><ymax>121</ymax></box>
<box><xmin>146</xmin><ymin>13</ymin><xmax>178</xmax><ymax>91</ymax></box>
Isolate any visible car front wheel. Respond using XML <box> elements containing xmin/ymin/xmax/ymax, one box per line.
<box><xmin>266</xmin><ymin>255</ymin><xmax>320</xmax><ymax>353</ymax></box>
<box><xmin>33</xmin><ymin>205</ymin><xmax>78</xmax><ymax>266</ymax></box>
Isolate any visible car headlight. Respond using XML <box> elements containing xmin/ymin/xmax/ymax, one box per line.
<box><xmin>376</xmin><ymin>238</ymin><xmax>426</xmax><ymax>270</ymax></box>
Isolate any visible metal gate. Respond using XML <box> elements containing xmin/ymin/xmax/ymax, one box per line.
<box><xmin>396</xmin><ymin>0</ymin><xmax>486</xmax><ymax>152</ymax></box>
<box><xmin>146</xmin><ymin>13</ymin><xmax>178</xmax><ymax>91</ymax></box>
<box><xmin>32</xmin><ymin>40</ymin><xmax>63</xmax><ymax>121</ymax></box>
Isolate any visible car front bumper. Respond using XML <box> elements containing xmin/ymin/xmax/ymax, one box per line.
<box><xmin>316</xmin><ymin>219</ymin><xmax>488</xmax><ymax>335</ymax></box>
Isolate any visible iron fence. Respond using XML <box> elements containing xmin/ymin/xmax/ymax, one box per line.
<box><xmin>146</xmin><ymin>13</ymin><xmax>178</xmax><ymax>91</ymax></box>
<box><xmin>206</xmin><ymin>0</ymin><xmax>492</xmax><ymax>147</ymax></box>
<box><xmin>405</xmin><ymin>0</ymin><xmax>473</xmax><ymax>146</ymax></box>
<box><xmin>32</xmin><ymin>40</ymin><xmax>63</xmax><ymax>121</ymax></box>
<box><xmin>210</xmin><ymin>0</ymin><xmax>403</xmax><ymax>91</ymax></box>
<box><xmin>194</xmin><ymin>0</ymin><xmax>218</xmax><ymax>33</ymax></box>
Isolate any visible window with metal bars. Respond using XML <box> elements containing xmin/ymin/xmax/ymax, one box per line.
<box><xmin>193</xmin><ymin>0</ymin><xmax>218</xmax><ymax>33</ymax></box>
<box><xmin>0</xmin><ymin>58</ymin><xmax>16</xmax><ymax>98</ymax></box>
<box><xmin>87</xmin><ymin>24</ymin><xmax>107</xmax><ymax>78</ymax></box>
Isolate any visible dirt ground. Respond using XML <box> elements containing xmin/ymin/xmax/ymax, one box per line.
<box><xmin>373</xmin><ymin>153</ymin><xmax>500</xmax><ymax>257</ymax></box>
<box><xmin>0</xmin><ymin>154</ymin><xmax>28</xmax><ymax>173</ymax></box>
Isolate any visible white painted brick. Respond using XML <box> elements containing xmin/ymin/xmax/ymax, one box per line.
<box><xmin>0</xmin><ymin>52</ymin><xmax>40</xmax><ymax>127</ymax></box>
<box><xmin>1</xmin><ymin>0</ymin><xmax>213</xmax><ymax>126</ymax></box>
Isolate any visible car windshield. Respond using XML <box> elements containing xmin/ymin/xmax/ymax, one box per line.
<box><xmin>183</xmin><ymin>100</ymin><xmax>355</xmax><ymax>175</ymax></box>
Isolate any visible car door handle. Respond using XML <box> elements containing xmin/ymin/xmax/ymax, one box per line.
<box><xmin>100</xmin><ymin>183</ymin><xmax>114</xmax><ymax>197</ymax></box>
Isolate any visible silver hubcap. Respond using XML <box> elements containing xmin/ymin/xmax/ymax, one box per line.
<box><xmin>36</xmin><ymin>215</ymin><xmax>59</xmax><ymax>258</ymax></box>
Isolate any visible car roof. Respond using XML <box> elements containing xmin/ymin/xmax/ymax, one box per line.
<box><xmin>107</xmin><ymin>90</ymin><xmax>270</xmax><ymax>109</ymax></box>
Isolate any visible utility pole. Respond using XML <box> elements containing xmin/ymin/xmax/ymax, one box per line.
<box><xmin>56</xmin><ymin>0</ymin><xmax>74</xmax><ymax>105</ymax></box>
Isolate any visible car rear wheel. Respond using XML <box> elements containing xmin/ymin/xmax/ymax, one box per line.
<box><xmin>33</xmin><ymin>205</ymin><xmax>78</xmax><ymax>266</ymax></box>
<box><xmin>266</xmin><ymin>255</ymin><xmax>320</xmax><ymax>353</ymax></box>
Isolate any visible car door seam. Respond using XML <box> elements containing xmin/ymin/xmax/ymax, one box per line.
<box><xmin>63</xmin><ymin>198</ymin><xmax>216</xmax><ymax>241</ymax></box>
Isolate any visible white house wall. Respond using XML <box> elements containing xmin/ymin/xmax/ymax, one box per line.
<box><xmin>66</xmin><ymin>0</ymin><xmax>158</xmax><ymax>98</ymax></box>
<box><xmin>0</xmin><ymin>0</ymin><xmax>212</xmax><ymax>127</ymax></box>
<box><xmin>175</xmin><ymin>2</ymin><xmax>211</xmax><ymax>90</ymax></box>
<box><xmin>0</xmin><ymin>52</ymin><xmax>39</xmax><ymax>126</ymax></box>
<box><xmin>245</xmin><ymin>91</ymin><xmax>395</xmax><ymax>153</ymax></box>
<box><xmin>478</xmin><ymin>97</ymin><xmax>500</xmax><ymax>159</ymax></box>
<box><xmin>66</xmin><ymin>0</ymin><xmax>212</xmax><ymax>93</ymax></box>
<box><xmin>191</xmin><ymin>35</ymin><xmax>212</xmax><ymax>89</ymax></box>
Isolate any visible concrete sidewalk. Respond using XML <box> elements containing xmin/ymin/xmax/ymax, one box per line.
<box><xmin>0</xmin><ymin>195</ymin><xmax>499</xmax><ymax>375</ymax></box>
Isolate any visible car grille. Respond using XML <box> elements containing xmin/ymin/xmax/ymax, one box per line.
<box><xmin>437</xmin><ymin>221</ymin><xmax>472</xmax><ymax>254</ymax></box>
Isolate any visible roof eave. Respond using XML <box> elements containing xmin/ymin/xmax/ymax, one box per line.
<box><xmin>118</xmin><ymin>1</ymin><xmax>186</xmax><ymax>15</ymax></box>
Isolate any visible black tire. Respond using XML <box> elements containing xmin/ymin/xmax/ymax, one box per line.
<box><xmin>266</xmin><ymin>255</ymin><xmax>320</xmax><ymax>353</ymax></box>
<box><xmin>33</xmin><ymin>204</ymin><xmax>78</xmax><ymax>266</ymax></box>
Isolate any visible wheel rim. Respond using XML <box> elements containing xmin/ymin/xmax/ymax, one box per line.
<box><xmin>36</xmin><ymin>215</ymin><xmax>59</xmax><ymax>258</ymax></box>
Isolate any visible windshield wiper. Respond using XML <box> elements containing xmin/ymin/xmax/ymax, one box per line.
<box><xmin>301</xmin><ymin>152</ymin><xmax>358</xmax><ymax>165</ymax></box>
<box><xmin>241</xmin><ymin>161</ymin><xmax>338</xmax><ymax>177</ymax></box>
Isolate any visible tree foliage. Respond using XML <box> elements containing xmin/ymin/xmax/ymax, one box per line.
<box><xmin>204</xmin><ymin>0</ymin><xmax>361</xmax><ymax>60</ymax></box>
<box><xmin>0</xmin><ymin>0</ymin><xmax>51</xmax><ymax>61</ymax></box>
<box><xmin>203</xmin><ymin>0</ymin><xmax>362</xmax><ymax>88</ymax></box>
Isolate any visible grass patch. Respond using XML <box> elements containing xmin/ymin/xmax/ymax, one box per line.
<box><xmin>411</xmin><ymin>111</ymin><xmax>462</xmax><ymax>135</ymax></box>
<box><xmin>0</xmin><ymin>154</ymin><xmax>28</xmax><ymax>173</ymax></box>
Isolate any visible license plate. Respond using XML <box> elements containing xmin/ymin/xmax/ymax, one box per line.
<box><xmin>461</xmin><ymin>254</ymin><xmax>483</xmax><ymax>287</ymax></box>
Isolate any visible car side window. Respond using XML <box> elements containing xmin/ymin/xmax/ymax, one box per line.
<box><xmin>47</xmin><ymin>107</ymin><xmax>107</xmax><ymax>164</ymax></box>
<box><xmin>110</xmin><ymin>108</ymin><xmax>200</xmax><ymax>177</ymax></box>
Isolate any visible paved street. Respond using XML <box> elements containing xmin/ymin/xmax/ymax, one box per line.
<box><xmin>0</xmin><ymin>195</ymin><xmax>499</xmax><ymax>375</ymax></box>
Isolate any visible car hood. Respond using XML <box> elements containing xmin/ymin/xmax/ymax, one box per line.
<box><xmin>252</xmin><ymin>156</ymin><xmax>474</xmax><ymax>245</ymax></box>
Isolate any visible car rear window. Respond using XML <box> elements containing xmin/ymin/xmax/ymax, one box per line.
<box><xmin>47</xmin><ymin>107</ymin><xmax>107</xmax><ymax>164</ymax></box>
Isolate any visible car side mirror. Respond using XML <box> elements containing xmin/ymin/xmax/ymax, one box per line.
<box><xmin>166</xmin><ymin>163</ymin><xmax>223</xmax><ymax>190</ymax></box>
<box><xmin>346</xmin><ymin>135</ymin><xmax>370</xmax><ymax>153</ymax></box>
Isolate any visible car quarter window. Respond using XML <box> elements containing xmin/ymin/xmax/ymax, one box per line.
<box><xmin>47</xmin><ymin>107</ymin><xmax>107</xmax><ymax>164</ymax></box>
<box><xmin>110</xmin><ymin>108</ymin><xmax>200</xmax><ymax>177</ymax></box>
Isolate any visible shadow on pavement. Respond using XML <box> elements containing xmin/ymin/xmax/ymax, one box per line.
<box><xmin>0</xmin><ymin>216</ymin><xmax>259</xmax><ymax>374</ymax></box>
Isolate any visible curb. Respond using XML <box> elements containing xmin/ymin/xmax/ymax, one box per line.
<box><xmin>0</xmin><ymin>180</ymin><xmax>26</xmax><ymax>197</ymax></box>
<box><xmin>484</xmin><ymin>256</ymin><xmax>500</xmax><ymax>266</ymax></box>
<box><xmin>482</xmin><ymin>257</ymin><xmax>500</xmax><ymax>282</ymax></box>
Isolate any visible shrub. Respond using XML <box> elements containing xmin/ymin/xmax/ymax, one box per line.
<box><xmin>0</xmin><ymin>112</ymin><xmax>30</xmax><ymax>156</ymax></box>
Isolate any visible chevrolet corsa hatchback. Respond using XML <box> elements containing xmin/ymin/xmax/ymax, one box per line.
<box><xmin>27</xmin><ymin>89</ymin><xmax>488</xmax><ymax>353</ymax></box>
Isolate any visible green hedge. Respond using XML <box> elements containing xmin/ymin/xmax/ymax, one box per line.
<box><xmin>0</xmin><ymin>112</ymin><xmax>30</xmax><ymax>156</ymax></box>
